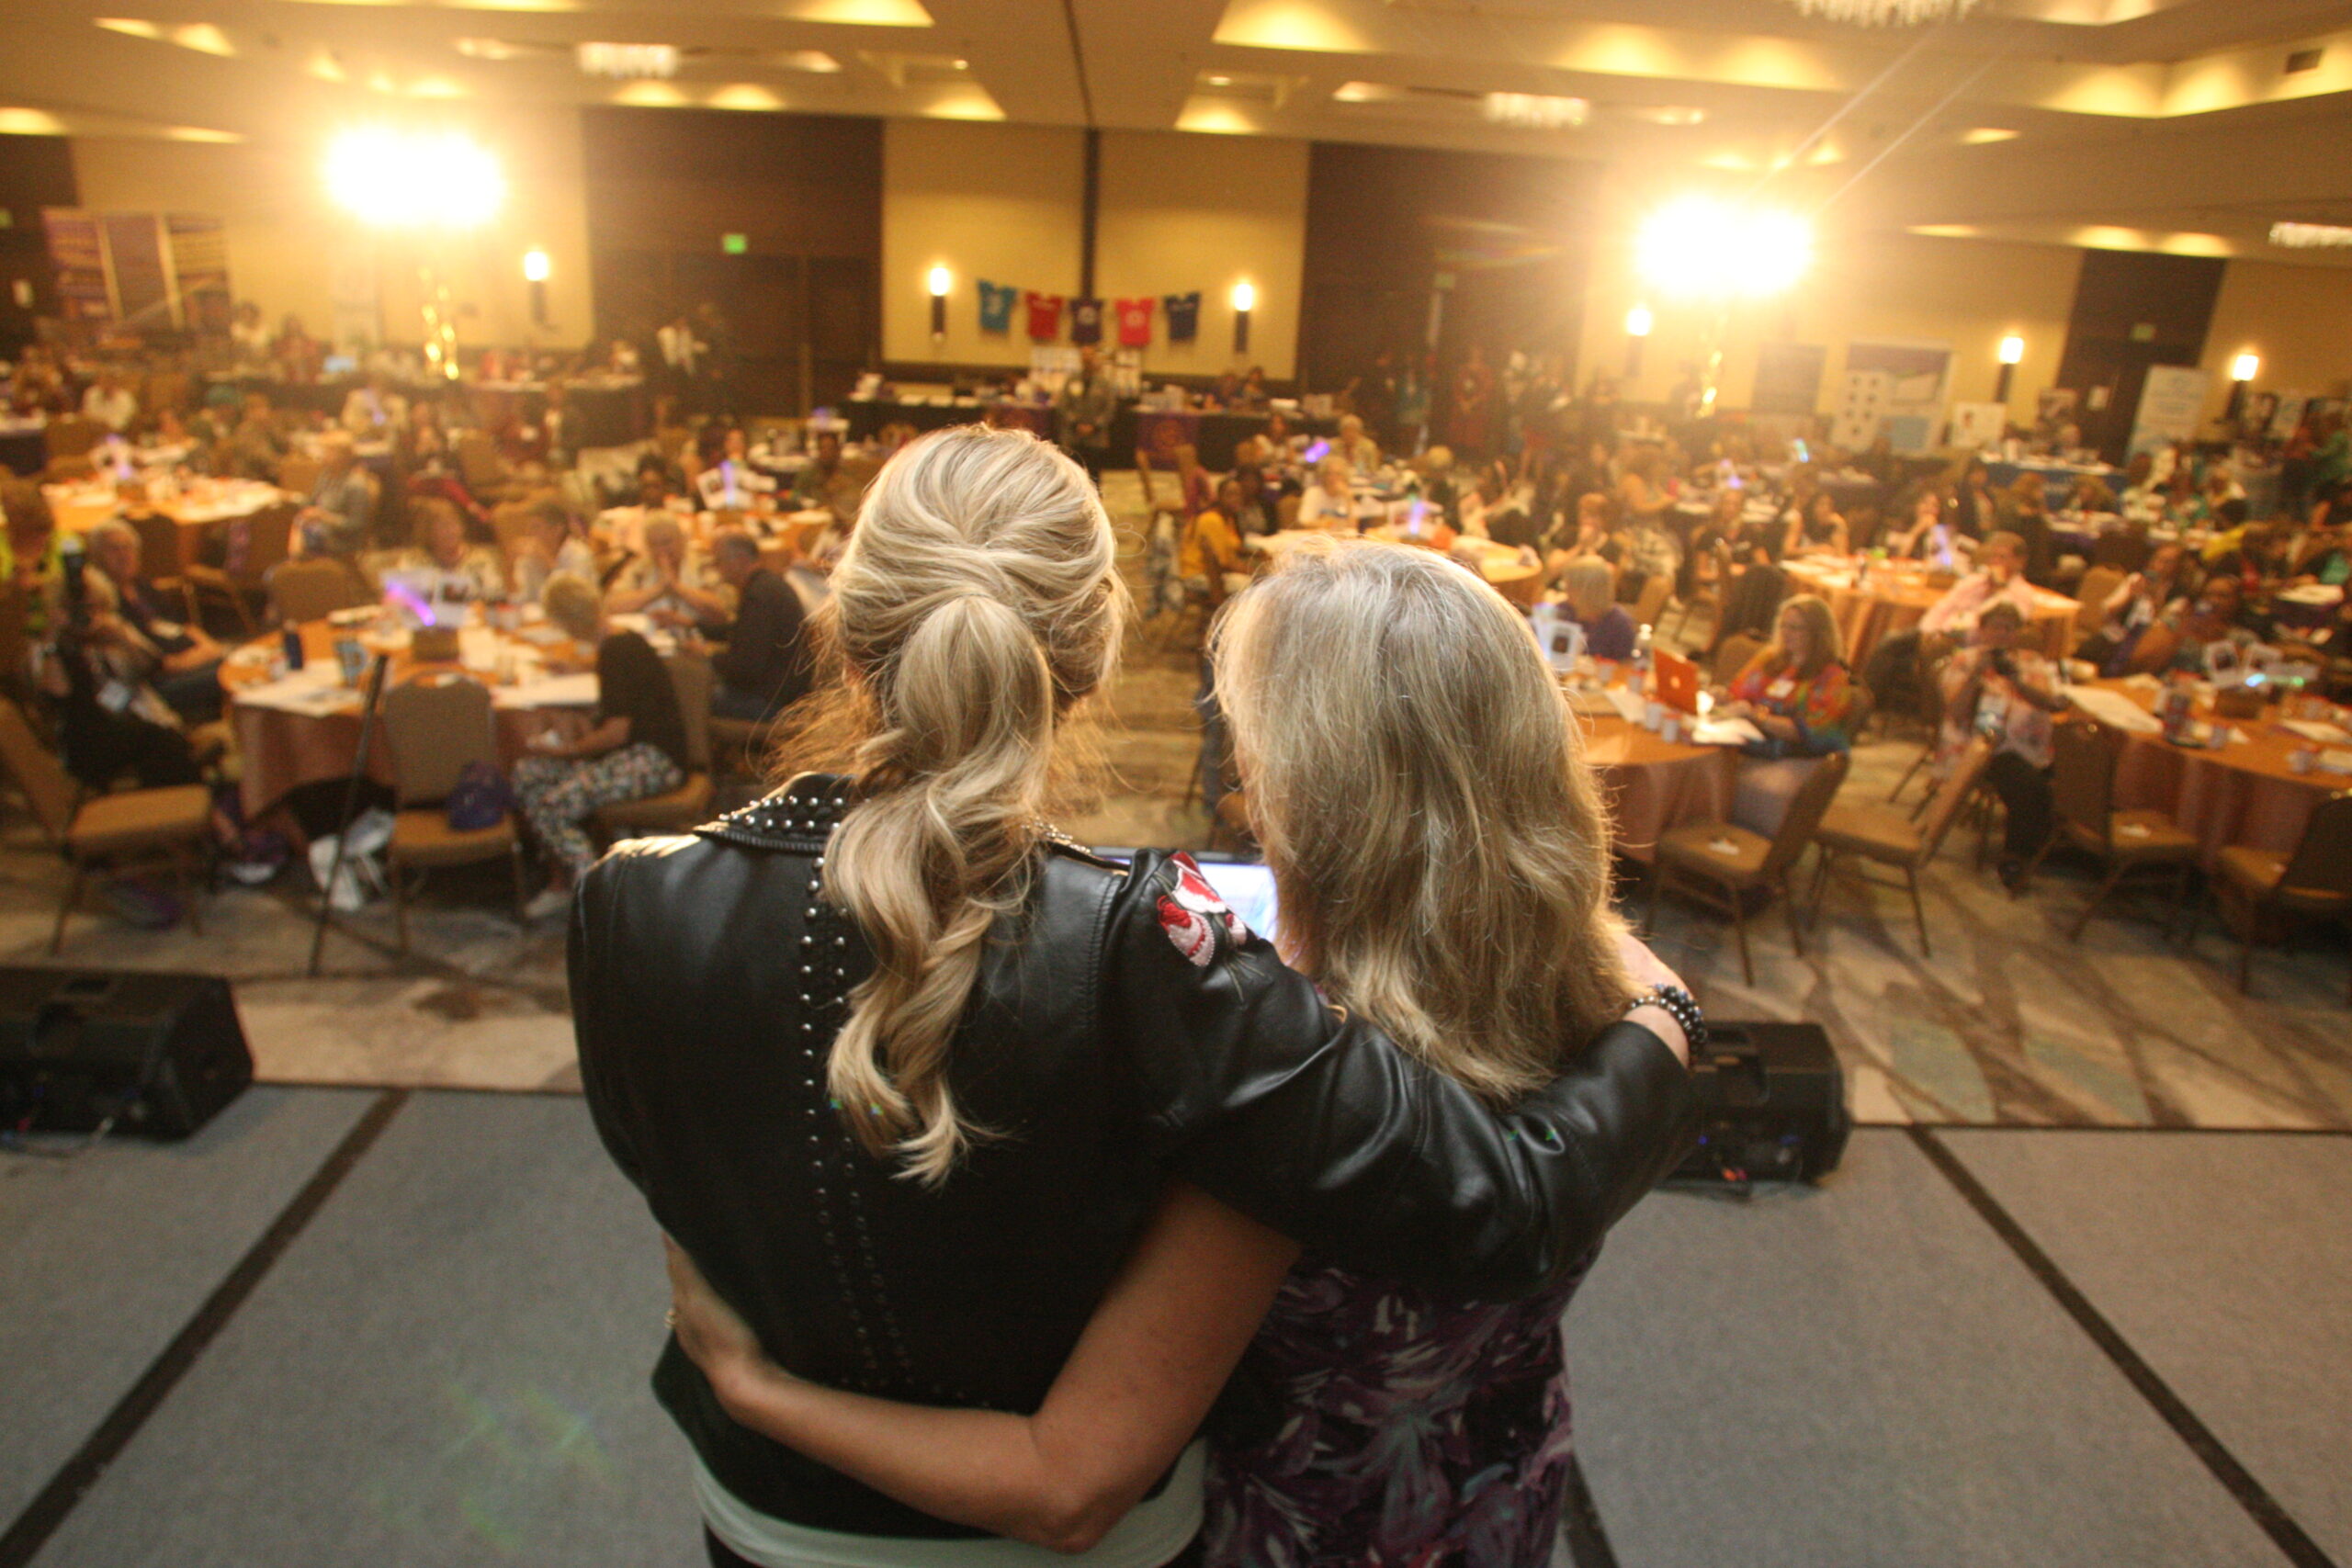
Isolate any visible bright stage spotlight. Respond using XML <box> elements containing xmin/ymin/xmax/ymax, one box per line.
<box><xmin>1634</xmin><ymin>197</ymin><xmax>1813</xmax><ymax>299</ymax></box>
<box><xmin>325</xmin><ymin>128</ymin><xmax>505</xmax><ymax>229</ymax></box>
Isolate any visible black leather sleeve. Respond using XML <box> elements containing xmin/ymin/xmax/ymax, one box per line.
<box><xmin>1107</xmin><ymin>851</ymin><xmax>1696</xmax><ymax>1300</ymax></box>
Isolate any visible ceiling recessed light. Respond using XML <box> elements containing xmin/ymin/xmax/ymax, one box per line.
<box><xmin>710</xmin><ymin>84</ymin><xmax>787</xmax><ymax>110</ymax></box>
<box><xmin>771</xmin><ymin>50</ymin><xmax>842</xmax><ymax>73</ymax></box>
<box><xmin>578</xmin><ymin>42</ymin><xmax>679</xmax><ymax>80</ymax></box>
<box><xmin>95</xmin><ymin>17</ymin><xmax>163</xmax><ymax>39</ymax></box>
<box><xmin>1962</xmin><ymin>127</ymin><xmax>2018</xmax><ymax>144</ymax></box>
<box><xmin>172</xmin><ymin>24</ymin><xmax>235</xmax><ymax>57</ymax></box>
<box><xmin>455</xmin><ymin>37</ymin><xmax>522</xmax><ymax>61</ymax></box>
<box><xmin>0</xmin><ymin>108</ymin><xmax>72</xmax><ymax>136</ymax></box>
<box><xmin>2269</xmin><ymin>220</ymin><xmax>2352</xmax><ymax>248</ymax></box>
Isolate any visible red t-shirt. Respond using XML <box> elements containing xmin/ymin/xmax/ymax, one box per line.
<box><xmin>1115</xmin><ymin>298</ymin><xmax>1154</xmax><ymax>348</ymax></box>
<box><xmin>1024</xmin><ymin>292</ymin><xmax>1065</xmax><ymax>341</ymax></box>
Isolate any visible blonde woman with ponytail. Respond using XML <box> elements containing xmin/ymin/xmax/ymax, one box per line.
<box><xmin>576</xmin><ymin>429</ymin><xmax>1697</xmax><ymax>1568</ymax></box>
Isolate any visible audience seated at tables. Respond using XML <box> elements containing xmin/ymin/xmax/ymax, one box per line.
<box><xmin>36</xmin><ymin>560</ymin><xmax>206</xmax><ymax>791</ymax></box>
<box><xmin>2189</xmin><ymin>463</ymin><xmax>2246</xmax><ymax>524</ymax></box>
<box><xmin>594</xmin><ymin>454</ymin><xmax>686</xmax><ymax>554</ymax></box>
<box><xmin>1544</xmin><ymin>491</ymin><xmax>1621</xmax><ymax>586</ymax></box>
<box><xmin>80</xmin><ymin>369</ymin><xmax>139</xmax><ymax>434</ymax></box>
<box><xmin>2078</xmin><ymin>540</ymin><xmax>2194</xmax><ymax>674</ymax></box>
<box><xmin>2060</xmin><ymin>476</ymin><xmax>2116</xmax><ymax>516</ymax></box>
<box><xmin>1939</xmin><ymin>600</ymin><xmax>2065</xmax><ymax>892</ymax></box>
<box><xmin>1996</xmin><ymin>475</ymin><xmax>2060</xmax><ymax>587</ymax></box>
<box><xmin>225</xmin><ymin>392</ymin><xmax>288</xmax><ymax>482</ymax></box>
<box><xmin>605</xmin><ymin>514</ymin><xmax>731</xmax><ymax>627</ymax></box>
<box><xmin>292</xmin><ymin>431</ymin><xmax>375</xmax><ymax>564</ymax></box>
<box><xmin>396</xmin><ymin>498</ymin><xmax>506</xmax><ymax>602</ymax></box>
<box><xmin>1884</xmin><ymin>487</ymin><xmax>1958</xmax><ymax>563</ymax></box>
<box><xmin>509</xmin><ymin>498</ymin><xmax>598</xmax><ymax>602</ymax></box>
<box><xmin>1615</xmin><ymin>445</ymin><xmax>1671</xmax><ymax>536</ymax></box>
<box><xmin>1722</xmin><ymin>593</ymin><xmax>1857</xmax><ymax>833</ymax></box>
<box><xmin>1226</xmin><ymin>462</ymin><xmax>1274</xmax><ymax>536</ymax></box>
<box><xmin>1333</xmin><ymin>413</ymin><xmax>1381</xmax><ymax>474</ymax></box>
<box><xmin>2142</xmin><ymin>578</ymin><xmax>2263</xmax><ymax>676</ymax></box>
<box><xmin>698</xmin><ymin>528</ymin><xmax>809</xmax><ymax>723</ymax></box>
<box><xmin>1781</xmin><ymin>490</ymin><xmax>1849</xmax><ymax>558</ymax></box>
<box><xmin>339</xmin><ymin>373</ymin><xmax>407</xmax><ymax>440</ymax></box>
<box><xmin>1677</xmin><ymin>491</ymin><xmax>1739</xmax><ymax>604</ymax></box>
<box><xmin>2</xmin><ymin>479</ymin><xmax>66</xmax><ymax>641</ymax></box>
<box><xmin>694</xmin><ymin>425</ymin><xmax>775</xmax><ymax>512</ymax></box>
<box><xmin>6</xmin><ymin>345</ymin><xmax>70</xmax><ymax>416</ymax></box>
<box><xmin>1179</xmin><ymin>478</ymin><xmax>1250</xmax><ymax>607</ymax></box>
<box><xmin>85</xmin><ymin>515</ymin><xmax>224</xmax><ymax>725</ymax></box>
<box><xmin>1918</xmin><ymin>530</ymin><xmax>2038</xmax><ymax>644</ymax></box>
<box><xmin>1296</xmin><ymin>455</ymin><xmax>1358</xmax><ymax>529</ymax></box>
<box><xmin>791</xmin><ymin>428</ymin><xmax>860</xmax><ymax>523</ymax></box>
<box><xmin>1952</xmin><ymin>456</ymin><xmax>1998</xmax><ymax>539</ymax></box>
<box><xmin>1617</xmin><ymin>505</ymin><xmax>1681</xmax><ymax>606</ymax></box>
<box><xmin>514</xmin><ymin>574</ymin><xmax>690</xmax><ymax>920</ymax></box>
<box><xmin>1556</xmin><ymin>558</ymin><xmax>1635</xmax><ymax>661</ymax></box>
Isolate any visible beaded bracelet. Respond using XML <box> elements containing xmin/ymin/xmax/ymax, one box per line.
<box><xmin>1624</xmin><ymin>982</ymin><xmax>1707</xmax><ymax>1055</ymax></box>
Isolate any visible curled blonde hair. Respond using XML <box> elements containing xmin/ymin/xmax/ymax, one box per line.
<box><xmin>812</xmin><ymin>425</ymin><xmax>1123</xmax><ymax>1183</ymax></box>
<box><xmin>1213</xmin><ymin>539</ymin><xmax>1631</xmax><ymax>1105</ymax></box>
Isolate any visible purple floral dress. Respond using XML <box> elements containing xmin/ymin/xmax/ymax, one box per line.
<box><xmin>1202</xmin><ymin>1256</ymin><xmax>1590</xmax><ymax>1568</ymax></box>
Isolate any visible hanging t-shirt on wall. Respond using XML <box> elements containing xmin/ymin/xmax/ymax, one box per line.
<box><xmin>1114</xmin><ymin>298</ymin><xmax>1155</xmax><ymax>349</ymax></box>
<box><xmin>1024</xmin><ymin>292</ymin><xmax>1065</xmax><ymax>342</ymax></box>
<box><xmin>1162</xmin><ymin>293</ymin><xmax>1201</xmax><ymax>344</ymax></box>
<box><xmin>978</xmin><ymin>280</ymin><xmax>1018</xmax><ymax>334</ymax></box>
<box><xmin>1069</xmin><ymin>298</ymin><xmax>1104</xmax><ymax>346</ymax></box>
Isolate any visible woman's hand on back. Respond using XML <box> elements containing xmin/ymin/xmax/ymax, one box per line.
<box><xmin>665</xmin><ymin>1235</ymin><xmax>779</xmax><ymax>1414</ymax></box>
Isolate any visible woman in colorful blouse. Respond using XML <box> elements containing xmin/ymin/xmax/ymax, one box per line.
<box><xmin>1722</xmin><ymin>593</ymin><xmax>1857</xmax><ymax>760</ymax></box>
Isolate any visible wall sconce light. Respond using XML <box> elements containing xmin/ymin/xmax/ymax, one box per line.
<box><xmin>1995</xmin><ymin>333</ymin><xmax>2024</xmax><ymax>403</ymax></box>
<box><xmin>523</xmin><ymin>248</ymin><xmax>550</xmax><ymax>328</ymax></box>
<box><xmin>1231</xmin><ymin>280</ymin><xmax>1255</xmax><ymax>354</ymax></box>
<box><xmin>2225</xmin><ymin>351</ymin><xmax>2259</xmax><ymax>422</ymax></box>
<box><xmin>928</xmin><ymin>265</ymin><xmax>951</xmax><ymax>343</ymax></box>
<box><xmin>1623</xmin><ymin>302</ymin><xmax>1652</xmax><ymax>380</ymax></box>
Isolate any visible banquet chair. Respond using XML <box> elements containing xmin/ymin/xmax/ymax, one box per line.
<box><xmin>1647</xmin><ymin>750</ymin><xmax>1849</xmax><ymax>986</ymax></box>
<box><xmin>594</xmin><ymin>656</ymin><xmax>715</xmax><ymax>840</ymax></box>
<box><xmin>0</xmin><ymin>698</ymin><xmax>212</xmax><ymax>954</ymax></box>
<box><xmin>269</xmin><ymin>558</ymin><xmax>368</xmax><ymax>626</ymax></box>
<box><xmin>2190</xmin><ymin>794</ymin><xmax>2352</xmax><ymax>1004</ymax></box>
<box><xmin>124</xmin><ymin>510</ymin><xmax>200</xmax><ymax>626</ymax></box>
<box><xmin>44</xmin><ymin>416</ymin><xmax>102</xmax><ymax>462</ymax></box>
<box><xmin>186</xmin><ymin>502</ymin><xmax>296</xmax><ymax>637</ymax></box>
<box><xmin>276</xmin><ymin>455</ymin><xmax>322</xmax><ymax>501</ymax></box>
<box><xmin>2073</xmin><ymin>567</ymin><xmax>2125</xmax><ymax>641</ymax></box>
<box><xmin>1809</xmin><ymin>736</ymin><xmax>1993</xmax><ymax>959</ymax></box>
<box><xmin>1711</xmin><ymin>633</ymin><xmax>1766</xmax><ymax>686</ymax></box>
<box><xmin>2026</xmin><ymin>719</ymin><xmax>2198</xmax><ymax>939</ymax></box>
<box><xmin>379</xmin><ymin>676</ymin><xmax>526</xmax><ymax>952</ymax></box>
<box><xmin>1631</xmin><ymin>572</ymin><xmax>1674</xmax><ymax>635</ymax></box>
<box><xmin>457</xmin><ymin>433</ymin><xmax>514</xmax><ymax>501</ymax></box>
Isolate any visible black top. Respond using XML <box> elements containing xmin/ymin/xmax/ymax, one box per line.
<box><xmin>596</xmin><ymin>630</ymin><xmax>688</xmax><ymax>772</ymax></box>
<box><xmin>572</xmin><ymin>777</ymin><xmax>1695</xmax><ymax>1538</ymax></box>
<box><xmin>711</xmin><ymin>567</ymin><xmax>809</xmax><ymax>718</ymax></box>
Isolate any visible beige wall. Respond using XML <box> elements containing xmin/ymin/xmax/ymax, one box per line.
<box><xmin>70</xmin><ymin>105</ymin><xmax>594</xmax><ymax>358</ymax></box>
<box><xmin>882</xmin><ymin>121</ymin><xmax>1307</xmax><ymax>378</ymax></box>
<box><xmin>2199</xmin><ymin>257</ymin><xmax>2352</xmax><ymax>421</ymax></box>
<box><xmin>881</xmin><ymin>119</ymin><xmax>1085</xmax><ymax>368</ymax></box>
<box><xmin>1577</xmin><ymin>224</ymin><xmax>2082</xmax><ymax>422</ymax></box>
<box><xmin>1096</xmin><ymin>130</ymin><xmax>1306</xmax><ymax>382</ymax></box>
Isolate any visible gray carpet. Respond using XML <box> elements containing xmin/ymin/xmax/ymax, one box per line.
<box><xmin>27</xmin><ymin>1090</ymin><xmax>701</xmax><ymax>1568</ymax></box>
<box><xmin>0</xmin><ymin>1087</ymin><xmax>376</xmax><ymax>1528</ymax></box>
<box><xmin>1941</xmin><ymin>1128</ymin><xmax>2352</xmax><ymax>1566</ymax></box>
<box><xmin>1564</xmin><ymin>1130</ymin><xmax>2285</xmax><ymax>1568</ymax></box>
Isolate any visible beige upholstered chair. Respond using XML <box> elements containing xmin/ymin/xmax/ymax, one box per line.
<box><xmin>594</xmin><ymin>656</ymin><xmax>716</xmax><ymax>838</ymax></box>
<box><xmin>2027</xmin><ymin>719</ymin><xmax>2197</xmax><ymax>939</ymax></box>
<box><xmin>380</xmin><ymin>677</ymin><xmax>526</xmax><ymax>950</ymax></box>
<box><xmin>269</xmin><ymin>558</ymin><xmax>368</xmax><ymax>626</ymax></box>
<box><xmin>1648</xmin><ymin>750</ymin><xmax>1849</xmax><ymax>985</ymax></box>
<box><xmin>0</xmin><ymin>700</ymin><xmax>212</xmax><ymax>953</ymax></box>
<box><xmin>1809</xmin><ymin>737</ymin><xmax>1993</xmax><ymax>958</ymax></box>
<box><xmin>2195</xmin><ymin>793</ymin><xmax>2352</xmax><ymax>1003</ymax></box>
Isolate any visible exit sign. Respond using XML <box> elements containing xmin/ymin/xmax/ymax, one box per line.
<box><xmin>721</xmin><ymin>232</ymin><xmax>747</xmax><ymax>255</ymax></box>
<box><xmin>2129</xmin><ymin>322</ymin><xmax>2155</xmax><ymax>343</ymax></box>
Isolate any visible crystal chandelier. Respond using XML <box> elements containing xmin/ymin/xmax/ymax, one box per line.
<box><xmin>576</xmin><ymin>42</ymin><xmax>680</xmax><ymax>79</ymax></box>
<box><xmin>1790</xmin><ymin>0</ymin><xmax>1980</xmax><ymax>24</ymax></box>
<box><xmin>1483</xmin><ymin>93</ymin><xmax>1589</xmax><ymax>130</ymax></box>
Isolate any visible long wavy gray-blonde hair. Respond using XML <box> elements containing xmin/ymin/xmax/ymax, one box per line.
<box><xmin>798</xmin><ymin>425</ymin><xmax>1124</xmax><ymax>1184</ymax></box>
<box><xmin>1212</xmin><ymin>540</ymin><xmax>1631</xmax><ymax>1105</ymax></box>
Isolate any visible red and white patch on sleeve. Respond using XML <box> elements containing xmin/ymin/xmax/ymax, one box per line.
<box><xmin>1156</xmin><ymin>853</ymin><xmax>1250</xmax><ymax>966</ymax></box>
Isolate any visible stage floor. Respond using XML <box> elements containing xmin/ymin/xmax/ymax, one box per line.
<box><xmin>2</xmin><ymin>1099</ymin><xmax>2343</xmax><ymax>1566</ymax></box>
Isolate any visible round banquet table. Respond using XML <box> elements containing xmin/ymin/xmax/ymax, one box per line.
<box><xmin>42</xmin><ymin>478</ymin><xmax>287</xmax><ymax>563</ymax></box>
<box><xmin>2086</xmin><ymin>679</ymin><xmax>2349</xmax><ymax>869</ymax></box>
<box><xmin>223</xmin><ymin>617</ymin><xmax>608</xmax><ymax>819</ymax></box>
<box><xmin>1569</xmin><ymin>689</ymin><xmax>1738</xmax><ymax>863</ymax></box>
<box><xmin>1781</xmin><ymin>556</ymin><xmax>2078</xmax><ymax>668</ymax></box>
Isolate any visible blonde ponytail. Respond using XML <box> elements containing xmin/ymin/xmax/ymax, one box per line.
<box><xmin>808</xmin><ymin>426</ymin><xmax>1122</xmax><ymax>1184</ymax></box>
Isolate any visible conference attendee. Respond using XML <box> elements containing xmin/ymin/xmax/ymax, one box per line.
<box><xmin>397</xmin><ymin>497</ymin><xmax>505</xmax><ymax>602</ymax></box>
<box><xmin>79</xmin><ymin>369</ymin><xmax>138</xmax><ymax>434</ymax></box>
<box><xmin>2142</xmin><ymin>577</ymin><xmax>2263</xmax><ymax>676</ymax></box>
<box><xmin>594</xmin><ymin>453</ymin><xmax>685</xmax><ymax>555</ymax></box>
<box><xmin>1558</xmin><ymin>557</ymin><xmax>1635</xmax><ymax>660</ymax></box>
<box><xmin>606</xmin><ymin>514</ymin><xmax>731</xmax><ymax>627</ymax></box>
<box><xmin>1996</xmin><ymin>475</ymin><xmax>2060</xmax><ymax>587</ymax></box>
<box><xmin>1295</xmin><ymin>454</ymin><xmax>1359</xmax><ymax>529</ymax></box>
<box><xmin>1952</xmin><ymin>456</ymin><xmax>1998</xmax><ymax>539</ymax></box>
<box><xmin>1333</xmin><ymin>412</ymin><xmax>1380</xmax><ymax>474</ymax></box>
<box><xmin>292</xmin><ymin>431</ymin><xmax>376</xmax><ymax>563</ymax></box>
<box><xmin>662</xmin><ymin>538</ymin><xmax>1683</xmax><ymax>1568</ymax></box>
<box><xmin>1618</xmin><ymin>508</ymin><xmax>1681</xmax><ymax>606</ymax></box>
<box><xmin>1180</xmin><ymin>477</ymin><xmax>1250</xmax><ymax>606</ymax></box>
<box><xmin>574</xmin><ymin>427</ymin><xmax>1693</xmax><ymax>1568</ymax></box>
<box><xmin>1226</xmin><ymin>462</ymin><xmax>1273</xmax><ymax>536</ymax></box>
<box><xmin>2079</xmin><ymin>539</ymin><xmax>2193</xmax><ymax>673</ymax></box>
<box><xmin>514</xmin><ymin>575</ymin><xmax>688</xmax><ymax>920</ymax></box>
<box><xmin>37</xmin><ymin>560</ymin><xmax>204</xmax><ymax>791</ymax></box>
<box><xmin>2288</xmin><ymin>519</ymin><xmax>2351</xmax><ymax>588</ymax></box>
<box><xmin>1054</xmin><ymin>346</ymin><xmax>1119</xmax><ymax>485</ymax></box>
<box><xmin>509</xmin><ymin>498</ymin><xmax>598</xmax><ymax>602</ymax></box>
<box><xmin>1917</xmin><ymin>530</ymin><xmax>2037</xmax><ymax>644</ymax></box>
<box><xmin>1</xmin><ymin>479</ymin><xmax>65</xmax><ymax>642</ymax></box>
<box><xmin>229</xmin><ymin>300</ymin><xmax>273</xmax><ymax>369</ymax></box>
<box><xmin>695</xmin><ymin>425</ymin><xmax>775</xmax><ymax>513</ymax></box>
<box><xmin>85</xmin><ymin>515</ymin><xmax>224</xmax><ymax>724</ymax></box>
<box><xmin>339</xmin><ymin>372</ymin><xmax>406</xmax><ymax>440</ymax></box>
<box><xmin>1781</xmin><ymin>489</ymin><xmax>1849</xmax><ymax>558</ymax></box>
<box><xmin>1447</xmin><ymin>344</ymin><xmax>1494</xmax><ymax>457</ymax></box>
<box><xmin>1722</xmin><ymin>593</ymin><xmax>1857</xmax><ymax>835</ymax></box>
<box><xmin>1883</xmin><ymin>488</ymin><xmax>1957</xmax><ymax>563</ymax></box>
<box><xmin>2204</xmin><ymin>515</ymin><xmax>2285</xmax><ymax>600</ymax></box>
<box><xmin>1939</xmin><ymin>600</ymin><xmax>2064</xmax><ymax>891</ymax></box>
<box><xmin>224</xmin><ymin>391</ymin><xmax>288</xmax><ymax>481</ymax></box>
<box><xmin>1544</xmin><ymin>491</ymin><xmax>1621</xmax><ymax>587</ymax></box>
<box><xmin>699</xmin><ymin>527</ymin><xmax>808</xmax><ymax>721</ymax></box>
<box><xmin>791</xmin><ymin>428</ymin><xmax>861</xmax><ymax>524</ymax></box>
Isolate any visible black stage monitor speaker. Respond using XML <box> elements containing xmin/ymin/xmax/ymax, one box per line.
<box><xmin>0</xmin><ymin>969</ymin><xmax>253</xmax><ymax>1140</ymax></box>
<box><xmin>1671</xmin><ymin>1021</ymin><xmax>1849</xmax><ymax>1185</ymax></box>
